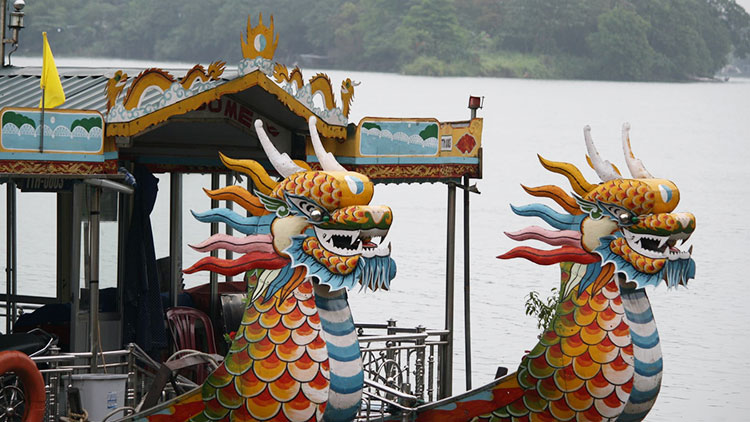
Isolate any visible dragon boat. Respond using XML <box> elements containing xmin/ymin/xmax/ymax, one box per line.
<box><xmin>0</xmin><ymin>9</ymin><xmax>695</xmax><ymax>422</ymax></box>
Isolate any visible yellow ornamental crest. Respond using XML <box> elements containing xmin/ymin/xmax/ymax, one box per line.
<box><xmin>241</xmin><ymin>13</ymin><xmax>279</xmax><ymax>60</ymax></box>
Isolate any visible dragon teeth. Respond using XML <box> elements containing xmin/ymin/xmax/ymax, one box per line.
<box><xmin>313</xmin><ymin>227</ymin><xmax>391</xmax><ymax>258</ymax></box>
<box><xmin>623</xmin><ymin>229</ymin><xmax>692</xmax><ymax>260</ymax></box>
<box><xmin>658</xmin><ymin>237</ymin><xmax>669</xmax><ymax>249</ymax></box>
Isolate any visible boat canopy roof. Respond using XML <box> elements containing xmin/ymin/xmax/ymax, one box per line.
<box><xmin>0</xmin><ymin>15</ymin><xmax>482</xmax><ymax>184</ymax></box>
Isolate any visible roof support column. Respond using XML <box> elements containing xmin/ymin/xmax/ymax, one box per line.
<box><xmin>5</xmin><ymin>180</ymin><xmax>17</xmax><ymax>333</ymax></box>
<box><xmin>89</xmin><ymin>186</ymin><xmax>101</xmax><ymax>372</ymax></box>
<box><xmin>440</xmin><ymin>182</ymin><xmax>456</xmax><ymax>398</ymax></box>
<box><xmin>169</xmin><ymin>173</ymin><xmax>183</xmax><ymax>309</ymax></box>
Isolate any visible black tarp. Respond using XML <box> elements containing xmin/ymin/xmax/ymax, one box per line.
<box><xmin>122</xmin><ymin>165</ymin><xmax>167</xmax><ymax>357</ymax></box>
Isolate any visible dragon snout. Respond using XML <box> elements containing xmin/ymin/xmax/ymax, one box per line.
<box><xmin>312</xmin><ymin>205</ymin><xmax>393</xmax><ymax>258</ymax></box>
<box><xmin>622</xmin><ymin>212</ymin><xmax>696</xmax><ymax>261</ymax></box>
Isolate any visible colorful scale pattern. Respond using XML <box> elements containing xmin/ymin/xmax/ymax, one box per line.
<box><xmin>272</xmin><ymin>172</ymin><xmax>343</xmax><ymax>211</ymax></box>
<box><xmin>327</xmin><ymin>205</ymin><xmax>393</xmax><ymax>228</ymax></box>
<box><xmin>302</xmin><ymin>238</ymin><xmax>359</xmax><ymax>275</ymax></box>
<box><xmin>481</xmin><ymin>266</ymin><xmax>634</xmax><ymax>422</ymax></box>
<box><xmin>629</xmin><ymin>212</ymin><xmax>695</xmax><ymax>234</ymax></box>
<box><xmin>190</xmin><ymin>279</ymin><xmax>330</xmax><ymax>422</ymax></box>
<box><xmin>608</xmin><ymin>238</ymin><xmax>665</xmax><ymax>274</ymax></box>
<box><xmin>584</xmin><ymin>180</ymin><xmax>656</xmax><ymax>216</ymax></box>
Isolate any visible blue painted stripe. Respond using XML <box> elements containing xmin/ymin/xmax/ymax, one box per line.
<box><xmin>306</xmin><ymin>155</ymin><xmax>479</xmax><ymax>165</ymax></box>
<box><xmin>630</xmin><ymin>330</ymin><xmax>660</xmax><ymax>349</ymax></box>
<box><xmin>624</xmin><ymin>307</ymin><xmax>654</xmax><ymax>324</ymax></box>
<box><xmin>315</xmin><ymin>296</ymin><xmax>349</xmax><ymax>312</ymax></box>
<box><xmin>330</xmin><ymin>372</ymin><xmax>365</xmax><ymax>395</ymax></box>
<box><xmin>326</xmin><ymin>342</ymin><xmax>361</xmax><ymax>362</ymax></box>
<box><xmin>510</xmin><ymin>203</ymin><xmax>584</xmax><ymax>231</ymax></box>
<box><xmin>628</xmin><ymin>385</ymin><xmax>660</xmax><ymax>404</ymax></box>
<box><xmin>319</xmin><ymin>319</ymin><xmax>356</xmax><ymax>336</ymax></box>
<box><xmin>190</xmin><ymin>209</ymin><xmax>273</xmax><ymax>235</ymax></box>
<box><xmin>634</xmin><ymin>358</ymin><xmax>663</xmax><ymax>377</ymax></box>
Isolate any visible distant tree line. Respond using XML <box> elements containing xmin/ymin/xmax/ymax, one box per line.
<box><xmin>15</xmin><ymin>0</ymin><xmax>750</xmax><ymax>81</ymax></box>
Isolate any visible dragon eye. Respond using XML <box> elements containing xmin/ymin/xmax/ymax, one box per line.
<box><xmin>616</xmin><ymin>210</ymin><xmax>639</xmax><ymax>226</ymax></box>
<box><xmin>598</xmin><ymin>202</ymin><xmax>638</xmax><ymax>226</ymax></box>
<box><xmin>310</xmin><ymin>209</ymin><xmax>323</xmax><ymax>222</ymax></box>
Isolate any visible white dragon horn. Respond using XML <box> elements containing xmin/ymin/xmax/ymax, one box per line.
<box><xmin>254</xmin><ymin>119</ymin><xmax>305</xmax><ymax>177</ymax></box>
<box><xmin>584</xmin><ymin>125</ymin><xmax>621</xmax><ymax>182</ymax></box>
<box><xmin>352</xmin><ymin>80</ymin><xmax>361</xmax><ymax>86</ymax></box>
<box><xmin>309</xmin><ymin>115</ymin><xmax>346</xmax><ymax>172</ymax></box>
<box><xmin>621</xmin><ymin>123</ymin><xmax>653</xmax><ymax>179</ymax></box>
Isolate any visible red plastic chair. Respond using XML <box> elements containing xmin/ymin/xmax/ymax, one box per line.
<box><xmin>165</xmin><ymin>306</ymin><xmax>218</xmax><ymax>382</ymax></box>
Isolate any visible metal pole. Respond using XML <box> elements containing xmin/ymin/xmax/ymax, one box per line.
<box><xmin>1</xmin><ymin>0</ymin><xmax>7</xmax><ymax>67</ymax></box>
<box><xmin>209</xmin><ymin>174</ymin><xmax>219</xmax><ymax>322</ymax></box>
<box><xmin>463</xmin><ymin>175</ymin><xmax>472</xmax><ymax>391</ymax></box>
<box><xmin>224</xmin><ymin>172</ymin><xmax>233</xmax><ymax>282</ymax></box>
<box><xmin>89</xmin><ymin>186</ymin><xmax>101</xmax><ymax>372</ymax></box>
<box><xmin>10</xmin><ymin>181</ymin><xmax>15</xmax><ymax>331</ymax></box>
<box><xmin>39</xmin><ymin>90</ymin><xmax>45</xmax><ymax>153</ymax></box>
<box><xmin>441</xmin><ymin>183</ymin><xmax>456</xmax><ymax>398</ymax></box>
<box><xmin>69</xmin><ymin>184</ymin><xmax>83</xmax><ymax>351</ymax></box>
<box><xmin>5</xmin><ymin>180</ymin><xmax>15</xmax><ymax>332</ymax></box>
<box><xmin>464</xmin><ymin>106</ymin><xmax>478</xmax><ymax>391</ymax></box>
<box><xmin>169</xmin><ymin>173</ymin><xmax>183</xmax><ymax>308</ymax></box>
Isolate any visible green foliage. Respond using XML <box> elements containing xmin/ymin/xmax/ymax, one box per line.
<box><xmin>16</xmin><ymin>0</ymin><xmax>750</xmax><ymax>81</ymax></box>
<box><xmin>362</xmin><ymin>122</ymin><xmax>382</xmax><ymax>130</ymax></box>
<box><xmin>525</xmin><ymin>287</ymin><xmax>559</xmax><ymax>333</ymax></box>
<box><xmin>587</xmin><ymin>7</ymin><xmax>657</xmax><ymax>81</ymax></box>
<box><xmin>478</xmin><ymin>52</ymin><xmax>556</xmax><ymax>78</ymax></box>
<box><xmin>2</xmin><ymin>111</ymin><xmax>36</xmax><ymax>129</ymax></box>
<box><xmin>418</xmin><ymin>124</ymin><xmax>438</xmax><ymax>140</ymax></box>
<box><xmin>709</xmin><ymin>0</ymin><xmax>750</xmax><ymax>58</ymax></box>
<box><xmin>70</xmin><ymin>117</ymin><xmax>103</xmax><ymax>132</ymax></box>
<box><xmin>628</xmin><ymin>0</ymin><xmax>729</xmax><ymax>79</ymax></box>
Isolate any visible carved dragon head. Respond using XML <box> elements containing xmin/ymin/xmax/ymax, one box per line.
<box><xmin>185</xmin><ymin>116</ymin><xmax>395</xmax><ymax>298</ymax></box>
<box><xmin>105</xmin><ymin>70</ymin><xmax>128</xmax><ymax>113</ymax></box>
<box><xmin>340</xmin><ymin>78</ymin><xmax>360</xmax><ymax>118</ymax></box>
<box><xmin>500</xmin><ymin>124</ymin><xmax>695</xmax><ymax>290</ymax></box>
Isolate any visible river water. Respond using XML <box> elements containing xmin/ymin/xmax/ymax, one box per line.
<box><xmin>2</xmin><ymin>59</ymin><xmax>750</xmax><ymax>420</ymax></box>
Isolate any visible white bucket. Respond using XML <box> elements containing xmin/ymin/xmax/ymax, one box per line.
<box><xmin>70</xmin><ymin>373</ymin><xmax>129</xmax><ymax>422</ymax></box>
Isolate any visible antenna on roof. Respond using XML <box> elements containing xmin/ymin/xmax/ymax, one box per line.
<box><xmin>1</xmin><ymin>0</ymin><xmax>26</xmax><ymax>67</ymax></box>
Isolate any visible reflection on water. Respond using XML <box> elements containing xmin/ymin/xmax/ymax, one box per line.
<box><xmin>2</xmin><ymin>62</ymin><xmax>749</xmax><ymax>420</ymax></box>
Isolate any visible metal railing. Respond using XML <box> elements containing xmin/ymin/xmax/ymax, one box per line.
<box><xmin>7</xmin><ymin>319</ymin><xmax>448</xmax><ymax>421</ymax></box>
<box><xmin>356</xmin><ymin>320</ymin><xmax>449</xmax><ymax>420</ymax></box>
<box><xmin>29</xmin><ymin>343</ymin><xmax>194</xmax><ymax>422</ymax></box>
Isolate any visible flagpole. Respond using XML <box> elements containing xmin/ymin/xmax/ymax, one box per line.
<box><xmin>40</xmin><ymin>89</ymin><xmax>45</xmax><ymax>153</ymax></box>
<box><xmin>38</xmin><ymin>31</ymin><xmax>64</xmax><ymax>149</ymax></box>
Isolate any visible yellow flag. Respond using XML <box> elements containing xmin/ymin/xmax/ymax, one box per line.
<box><xmin>39</xmin><ymin>32</ymin><xmax>65</xmax><ymax>109</ymax></box>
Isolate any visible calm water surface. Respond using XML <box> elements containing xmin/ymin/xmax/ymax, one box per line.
<box><xmin>2</xmin><ymin>59</ymin><xmax>749</xmax><ymax>421</ymax></box>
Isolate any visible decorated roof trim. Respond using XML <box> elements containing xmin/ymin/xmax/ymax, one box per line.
<box><xmin>0</xmin><ymin>159</ymin><xmax>119</xmax><ymax>177</ymax></box>
<box><xmin>105</xmin><ymin>70</ymin><xmax>347</xmax><ymax>139</ymax></box>
<box><xmin>103</xmin><ymin>13</ymin><xmax>355</xmax><ymax>140</ymax></box>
